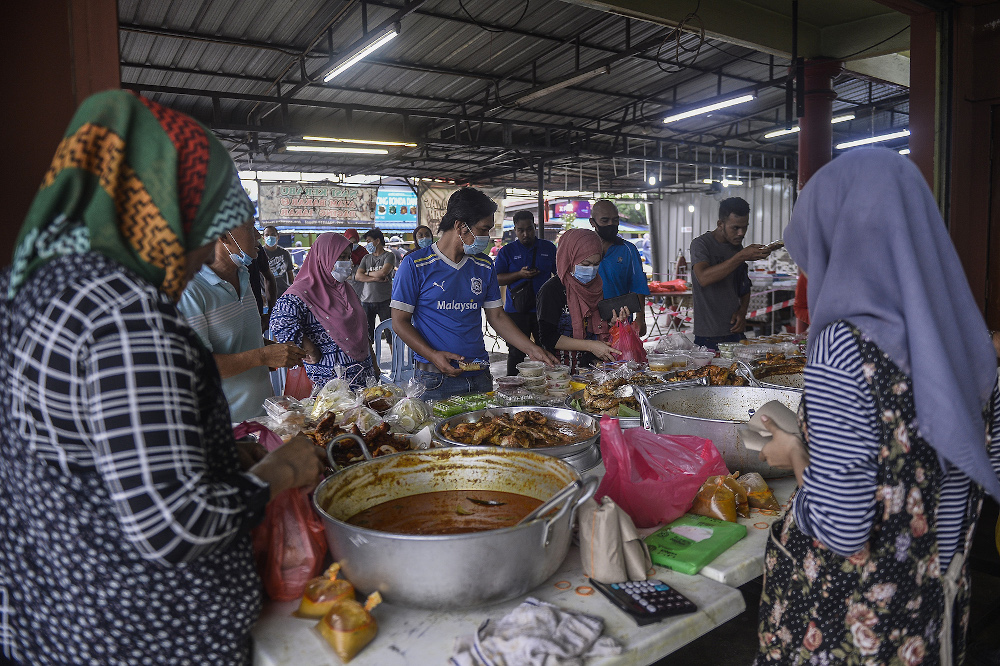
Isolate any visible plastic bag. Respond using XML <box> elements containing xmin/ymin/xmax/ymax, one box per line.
<box><xmin>284</xmin><ymin>365</ymin><xmax>313</xmax><ymax>400</ymax></box>
<box><xmin>385</xmin><ymin>379</ymin><xmax>431</xmax><ymax>433</ymax></box>
<box><xmin>295</xmin><ymin>563</ymin><xmax>355</xmax><ymax>619</ymax></box>
<box><xmin>251</xmin><ymin>487</ymin><xmax>329</xmax><ymax>601</ymax></box>
<box><xmin>359</xmin><ymin>378</ymin><xmax>404</xmax><ymax>414</ymax></box>
<box><xmin>595</xmin><ymin>416</ymin><xmax>729</xmax><ymax>528</ymax></box>
<box><xmin>341</xmin><ymin>405</ymin><xmax>384</xmax><ymax>434</ymax></box>
<box><xmin>311</xmin><ymin>367</ymin><xmax>359</xmax><ymax>420</ymax></box>
<box><xmin>608</xmin><ymin>321</ymin><xmax>647</xmax><ymax>364</ymax></box>
<box><xmin>233</xmin><ymin>421</ymin><xmax>284</xmax><ymax>452</ymax></box>
<box><xmin>317</xmin><ymin>592</ymin><xmax>382</xmax><ymax>662</ymax></box>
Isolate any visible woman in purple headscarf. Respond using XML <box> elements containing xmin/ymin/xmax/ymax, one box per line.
<box><xmin>754</xmin><ymin>148</ymin><xmax>1000</xmax><ymax>665</ymax></box>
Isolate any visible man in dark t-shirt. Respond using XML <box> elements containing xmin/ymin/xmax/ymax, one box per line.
<box><xmin>261</xmin><ymin>225</ymin><xmax>294</xmax><ymax>298</ymax></box>
<box><xmin>689</xmin><ymin>197</ymin><xmax>773</xmax><ymax>349</ymax></box>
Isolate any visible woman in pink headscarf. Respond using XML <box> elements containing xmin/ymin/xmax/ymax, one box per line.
<box><xmin>535</xmin><ymin>228</ymin><xmax>624</xmax><ymax>373</ymax></box>
<box><xmin>271</xmin><ymin>233</ymin><xmax>376</xmax><ymax>390</ymax></box>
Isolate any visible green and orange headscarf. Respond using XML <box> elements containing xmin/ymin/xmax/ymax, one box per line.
<box><xmin>9</xmin><ymin>89</ymin><xmax>254</xmax><ymax>300</ymax></box>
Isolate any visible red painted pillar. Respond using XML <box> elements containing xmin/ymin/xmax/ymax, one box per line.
<box><xmin>793</xmin><ymin>58</ymin><xmax>843</xmax><ymax>332</ymax></box>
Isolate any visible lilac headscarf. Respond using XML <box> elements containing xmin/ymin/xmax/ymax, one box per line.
<box><xmin>784</xmin><ymin>148</ymin><xmax>1000</xmax><ymax>501</ymax></box>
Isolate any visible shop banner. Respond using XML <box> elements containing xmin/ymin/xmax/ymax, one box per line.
<box><xmin>376</xmin><ymin>189</ymin><xmax>418</xmax><ymax>223</ymax></box>
<box><xmin>554</xmin><ymin>200</ymin><xmax>591</xmax><ymax>219</ymax></box>
<box><xmin>258</xmin><ymin>183</ymin><xmax>377</xmax><ymax>224</ymax></box>
<box><xmin>419</xmin><ymin>184</ymin><xmax>505</xmax><ymax>235</ymax></box>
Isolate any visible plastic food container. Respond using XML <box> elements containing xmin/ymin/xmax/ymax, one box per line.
<box><xmin>687</xmin><ymin>350</ymin><xmax>715</xmax><ymax>367</ymax></box>
<box><xmin>647</xmin><ymin>353</ymin><xmax>672</xmax><ymax>372</ymax></box>
<box><xmin>544</xmin><ymin>365</ymin><xmax>571</xmax><ymax>380</ymax></box>
<box><xmin>546</xmin><ymin>378</ymin><xmax>571</xmax><ymax>391</ymax></box>
<box><xmin>717</xmin><ymin>342</ymin><xmax>738</xmax><ymax>359</ymax></box>
<box><xmin>516</xmin><ymin>361</ymin><xmax>546</xmax><ymax>377</ymax></box>
<box><xmin>496</xmin><ymin>376</ymin><xmax>526</xmax><ymax>390</ymax></box>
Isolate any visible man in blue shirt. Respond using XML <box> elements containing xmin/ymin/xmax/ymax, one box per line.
<box><xmin>589</xmin><ymin>199</ymin><xmax>649</xmax><ymax>336</ymax></box>
<box><xmin>391</xmin><ymin>188</ymin><xmax>557</xmax><ymax>399</ymax></box>
<box><xmin>178</xmin><ymin>221</ymin><xmax>307</xmax><ymax>421</ymax></box>
<box><xmin>494</xmin><ymin>211</ymin><xmax>557</xmax><ymax>376</ymax></box>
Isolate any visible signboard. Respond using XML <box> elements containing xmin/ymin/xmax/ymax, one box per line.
<box><xmin>419</xmin><ymin>185</ymin><xmax>505</xmax><ymax>235</ymax></box>
<box><xmin>554</xmin><ymin>200</ymin><xmax>591</xmax><ymax>219</ymax></box>
<box><xmin>376</xmin><ymin>189</ymin><xmax>418</xmax><ymax>223</ymax></box>
<box><xmin>258</xmin><ymin>183</ymin><xmax>376</xmax><ymax>224</ymax></box>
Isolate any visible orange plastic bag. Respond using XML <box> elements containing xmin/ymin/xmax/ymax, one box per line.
<box><xmin>595</xmin><ymin>416</ymin><xmax>729</xmax><ymax>528</ymax></box>
<box><xmin>284</xmin><ymin>365</ymin><xmax>313</xmax><ymax>400</ymax></box>
<box><xmin>608</xmin><ymin>320</ymin><xmax>647</xmax><ymax>364</ymax></box>
<box><xmin>252</xmin><ymin>487</ymin><xmax>328</xmax><ymax>601</ymax></box>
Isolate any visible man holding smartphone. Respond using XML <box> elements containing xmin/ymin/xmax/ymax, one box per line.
<box><xmin>689</xmin><ymin>197</ymin><xmax>773</xmax><ymax>349</ymax></box>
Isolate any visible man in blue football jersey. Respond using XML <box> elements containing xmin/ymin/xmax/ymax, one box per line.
<box><xmin>391</xmin><ymin>188</ymin><xmax>557</xmax><ymax>400</ymax></box>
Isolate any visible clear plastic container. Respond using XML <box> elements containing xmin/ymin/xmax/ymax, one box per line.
<box><xmin>516</xmin><ymin>361</ymin><xmax>546</xmax><ymax>377</ymax></box>
<box><xmin>521</xmin><ymin>376</ymin><xmax>546</xmax><ymax>388</ymax></box>
<box><xmin>495</xmin><ymin>375</ymin><xmax>526</xmax><ymax>390</ymax></box>
<box><xmin>495</xmin><ymin>388</ymin><xmax>535</xmax><ymax>407</ymax></box>
<box><xmin>687</xmin><ymin>350</ymin><xmax>715</xmax><ymax>367</ymax></box>
<box><xmin>544</xmin><ymin>365</ymin><xmax>571</xmax><ymax>380</ymax></box>
<box><xmin>716</xmin><ymin>342</ymin><xmax>738</xmax><ymax>358</ymax></box>
<box><xmin>546</xmin><ymin>378</ymin><xmax>571</xmax><ymax>391</ymax></box>
<box><xmin>647</xmin><ymin>353</ymin><xmax>672</xmax><ymax>372</ymax></box>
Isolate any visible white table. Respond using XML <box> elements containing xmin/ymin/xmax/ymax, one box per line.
<box><xmin>252</xmin><ymin>545</ymin><xmax>745</xmax><ymax>666</ymax></box>
<box><xmin>696</xmin><ymin>476</ymin><xmax>797</xmax><ymax>587</ymax></box>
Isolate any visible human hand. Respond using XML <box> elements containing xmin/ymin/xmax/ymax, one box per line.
<box><xmin>610</xmin><ymin>306</ymin><xmax>631</xmax><ymax>326</ymax></box>
<box><xmin>758</xmin><ymin>416</ymin><xmax>809</xmax><ymax>483</ymax></box>
<box><xmin>527</xmin><ymin>344</ymin><xmax>559</xmax><ymax>366</ymax></box>
<box><xmin>518</xmin><ymin>267</ymin><xmax>540</xmax><ymax>279</ymax></box>
<box><xmin>588</xmin><ymin>340</ymin><xmax>623</xmax><ymax>362</ymax></box>
<box><xmin>235</xmin><ymin>437</ymin><xmax>268</xmax><ymax>471</ymax></box>
<box><xmin>429</xmin><ymin>349</ymin><xmax>465</xmax><ymax>377</ymax></box>
<box><xmin>251</xmin><ymin>434</ymin><xmax>326</xmax><ymax>499</ymax></box>
<box><xmin>730</xmin><ymin>311</ymin><xmax>747</xmax><ymax>333</ymax></box>
<box><xmin>300</xmin><ymin>336</ymin><xmax>320</xmax><ymax>363</ymax></box>
<box><xmin>261</xmin><ymin>343</ymin><xmax>308</xmax><ymax>369</ymax></box>
<box><xmin>739</xmin><ymin>244</ymin><xmax>772</xmax><ymax>262</ymax></box>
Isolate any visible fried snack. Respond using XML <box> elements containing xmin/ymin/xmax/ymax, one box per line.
<box><xmin>458</xmin><ymin>361</ymin><xmax>484</xmax><ymax>371</ymax></box>
<box><xmin>690</xmin><ymin>476</ymin><xmax>737</xmax><ymax>522</ymax></box>
<box><xmin>736</xmin><ymin>472</ymin><xmax>780</xmax><ymax>511</ymax></box>
<box><xmin>317</xmin><ymin>592</ymin><xmax>382</xmax><ymax>662</ymax></box>
<box><xmin>295</xmin><ymin>563</ymin><xmax>355</xmax><ymax>619</ymax></box>
<box><xmin>669</xmin><ymin>363</ymin><xmax>750</xmax><ymax>386</ymax></box>
<box><xmin>440</xmin><ymin>411</ymin><xmax>592</xmax><ymax>449</ymax></box>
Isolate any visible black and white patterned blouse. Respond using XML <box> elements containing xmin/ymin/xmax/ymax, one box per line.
<box><xmin>0</xmin><ymin>252</ymin><xmax>269</xmax><ymax>665</ymax></box>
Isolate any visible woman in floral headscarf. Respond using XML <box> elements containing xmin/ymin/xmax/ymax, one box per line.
<box><xmin>0</xmin><ymin>90</ymin><xmax>323</xmax><ymax>665</ymax></box>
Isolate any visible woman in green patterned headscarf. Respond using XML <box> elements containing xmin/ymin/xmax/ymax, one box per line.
<box><xmin>0</xmin><ymin>90</ymin><xmax>324</xmax><ymax>665</ymax></box>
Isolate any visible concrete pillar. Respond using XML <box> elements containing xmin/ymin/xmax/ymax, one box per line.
<box><xmin>0</xmin><ymin>0</ymin><xmax>120</xmax><ymax>263</ymax></box>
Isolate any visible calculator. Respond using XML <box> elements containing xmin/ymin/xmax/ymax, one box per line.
<box><xmin>588</xmin><ymin>578</ymin><xmax>697</xmax><ymax>626</ymax></box>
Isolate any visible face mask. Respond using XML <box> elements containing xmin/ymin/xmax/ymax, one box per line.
<box><xmin>365</xmin><ymin>242</ymin><xmax>376</xmax><ymax>254</ymax></box>
<box><xmin>573</xmin><ymin>264</ymin><xmax>599</xmax><ymax>284</ymax></box>
<box><xmin>227</xmin><ymin>233</ymin><xmax>254</xmax><ymax>267</ymax></box>
<box><xmin>462</xmin><ymin>225</ymin><xmax>491</xmax><ymax>255</ymax></box>
<box><xmin>595</xmin><ymin>223</ymin><xmax>620</xmax><ymax>242</ymax></box>
<box><xmin>264</xmin><ymin>236</ymin><xmax>278</xmax><ymax>247</ymax></box>
<box><xmin>331</xmin><ymin>260</ymin><xmax>354</xmax><ymax>282</ymax></box>
<box><xmin>352</xmin><ymin>242</ymin><xmax>360</xmax><ymax>250</ymax></box>
<box><xmin>418</xmin><ymin>236</ymin><xmax>433</xmax><ymax>249</ymax></box>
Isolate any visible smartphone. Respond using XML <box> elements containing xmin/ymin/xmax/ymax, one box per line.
<box><xmin>765</xmin><ymin>240</ymin><xmax>785</xmax><ymax>251</ymax></box>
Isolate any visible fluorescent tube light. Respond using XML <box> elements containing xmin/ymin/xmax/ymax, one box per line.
<box><xmin>899</xmin><ymin>148</ymin><xmax>911</xmax><ymax>155</ymax></box>
<box><xmin>836</xmin><ymin>129</ymin><xmax>910</xmax><ymax>150</ymax></box>
<box><xmin>764</xmin><ymin>114</ymin><xmax>856</xmax><ymax>139</ymax></box>
<box><xmin>662</xmin><ymin>94</ymin><xmax>755</xmax><ymax>124</ymax></box>
<box><xmin>323</xmin><ymin>25</ymin><xmax>399</xmax><ymax>82</ymax></box>
<box><xmin>285</xmin><ymin>145</ymin><xmax>389</xmax><ymax>155</ymax></box>
<box><xmin>702</xmin><ymin>179</ymin><xmax>714</xmax><ymax>184</ymax></box>
<box><xmin>512</xmin><ymin>65</ymin><xmax>610</xmax><ymax>106</ymax></box>
<box><xmin>721</xmin><ymin>179</ymin><xmax>743</xmax><ymax>187</ymax></box>
<box><xmin>302</xmin><ymin>136</ymin><xmax>417</xmax><ymax>147</ymax></box>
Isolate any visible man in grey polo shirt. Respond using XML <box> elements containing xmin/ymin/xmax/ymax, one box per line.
<box><xmin>689</xmin><ymin>197</ymin><xmax>773</xmax><ymax>350</ymax></box>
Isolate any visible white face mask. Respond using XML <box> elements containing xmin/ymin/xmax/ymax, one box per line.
<box><xmin>331</xmin><ymin>260</ymin><xmax>354</xmax><ymax>282</ymax></box>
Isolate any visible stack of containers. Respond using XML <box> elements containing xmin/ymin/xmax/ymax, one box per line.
<box><xmin>516</xmin><ymin>361</ymin><xmax>547</xmax><ymax>397</ymax></box>
<box><xmin>544</xmin><ymin>365</ymin><xmax>572</xmax><ymax>399</ymax></box>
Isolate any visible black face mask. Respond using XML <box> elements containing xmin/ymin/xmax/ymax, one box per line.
<box><xmin>595</xmin><ymin>223</ymin><xmax>619</xmax><ymax>242</ymax></box>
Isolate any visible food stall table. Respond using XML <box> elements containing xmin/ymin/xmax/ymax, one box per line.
<box><xmin>695</xmin><ymin>475</ymin><xmax>797</xmax><ymax>587</ymax></box>
<box><xmin>252</xmin><ymin>545</ymin><xmax>745</xmax><ymax>666</ymax></box>
<box><xmin>646</xmin><ymin>291</ymin><xmax>692</xmax><ymax>338</ymax></box>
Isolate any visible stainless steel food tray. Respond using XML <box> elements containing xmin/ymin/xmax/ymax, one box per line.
<box><xmin>434</xmin><ymin>406</ymin><xmax>599</xmax><ymax>458</ymax></box>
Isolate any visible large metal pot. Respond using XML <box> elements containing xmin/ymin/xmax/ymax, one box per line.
<box><xmin>637</xmin><ymin>385</ymin><xmax>802</xmax><ymax>478</ymax></box>
<box><xmin>312</xmin><ymin>446</ymin><xmax>596</xmax><ymax>610</ymax></box>
<box><xmin>434</xmin><ymin>406</ymin><xmax>599</xmax><ymax>457</ymax></box>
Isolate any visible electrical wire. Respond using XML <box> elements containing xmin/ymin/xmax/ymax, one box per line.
<box><xmin>655</xmin><ymin>4</ymin><xmax>706</xmax><ymax>75</ymax></box>
<box><xmin>833</xmin><ymin>24</ymin><xmax>910</xmax><ymax>60</ymax></box>
<box><xmin>458</xmin><ymin>0</ymin><xmax>530</xmax><ymax>34</ymax></box>
<box><xmin>703</xmin><ymin>41</ymin><xmax>789</xmax><ymax>68</ymax></box>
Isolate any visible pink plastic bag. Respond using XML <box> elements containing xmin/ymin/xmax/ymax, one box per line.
<box><xmin>284</xmin><ymin>365</ymin><xmax>313</xmax><ymax>400</ymax></box>
<box><xmin>251</xmin><ymin>487</ymin><xmax>329</xmax><ymax>601</ymax></box>
<box><xmin>233</xmin><ymin>421</ymin><xmax>284</xmax><ymax>452</ymax></box>
<box><xmin>596</xmin><ymin>416</ymin><xmax>729</xmax><ymax>528</ymax></box>
<box><xmin>608</xmin><ymin>321</ymin><xmax>647</xmax><ymax>364</ymax></box>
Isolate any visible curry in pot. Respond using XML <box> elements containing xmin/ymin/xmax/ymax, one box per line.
<box><xmin>346</xmin><ymin>490</ymin><xmax>543</xmax><ymax>534</ymax></box>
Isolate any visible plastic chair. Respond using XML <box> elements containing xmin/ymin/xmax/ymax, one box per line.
<box><xmin>373</xmin><ymin>319</ymin><xmax>414</xmax><ymax>384</ymax></box>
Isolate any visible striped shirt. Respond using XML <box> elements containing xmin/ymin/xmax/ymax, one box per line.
<box><xmin>177</xmin><ymin>264</ymin><xmax>272</xmax><ymax>422</ymax></box>
<box><xmin>793</xmin><ymin>321</ymin><xmax>1000</xmax><ymax>566</ymax></box>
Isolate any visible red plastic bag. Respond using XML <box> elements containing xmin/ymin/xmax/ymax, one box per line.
<box><xmin>284</xmin><ymin>365</ymin><xmax>313</xmax><ymax>400</ymax></box>
<box><xmin>595</xmin><ymin>416</ymin><xmax>729</xmax><ymax>528</ymax></box>
<box><xmin>251</xmin><ymin>487</ymin><xmax>329</xmax><ymax>601</ymax></box>
<box><xmin>608</xmin><ymin>321</ymin><xmax>648</xmax><ymax>364</ymax></box>
<box><xmin>233</xmin><ymin>421</ymin><xmax>284</xmax><ymax>452</ymax></box>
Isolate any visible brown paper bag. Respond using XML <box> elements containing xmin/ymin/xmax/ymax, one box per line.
<box><xmin>579</xmin><ymin>496</ymin><xmax>652</xmax><ymax>584</ymax></box>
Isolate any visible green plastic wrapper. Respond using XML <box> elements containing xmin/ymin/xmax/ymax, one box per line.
<box><xmin>644</xmin><ymin>514</ymin><xmax>747</xmax><ymax>575</ymax></box>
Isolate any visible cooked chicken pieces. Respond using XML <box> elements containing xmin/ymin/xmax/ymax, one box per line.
<box><xmin>441</xmin><ymin>411</ymin><xmax>591</xmax><ymax>449</ymax></box>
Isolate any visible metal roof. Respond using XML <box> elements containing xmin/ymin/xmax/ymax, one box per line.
<box><xmin>119</xmin><ymin>0</ymin><xmax>911</xmax><ymax>193</ymax></box>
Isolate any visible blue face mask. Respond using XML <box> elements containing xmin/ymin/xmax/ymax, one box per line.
<box><xmin>573</xmin><ymin>264</ymin><xmax>599</xmax><ymax>284</ymax></box>
<box><xmin>418</xmin><ymin>236</ymin><xmax>433</xmax><ymax>249</ymax></box>
<box><xmin>264</xmin><ymin>236</ymin><xmax>278</xmax><ymax>247</ymax></box>
<box><xmin>227</xmin><ymin>233</ymin><xmax>255</xmax><ymax>267</ymax></box>
<box><xmin>462</xmin><ymin>225</ymin><xmax>491</xmax><ymax>255</ymax></box>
